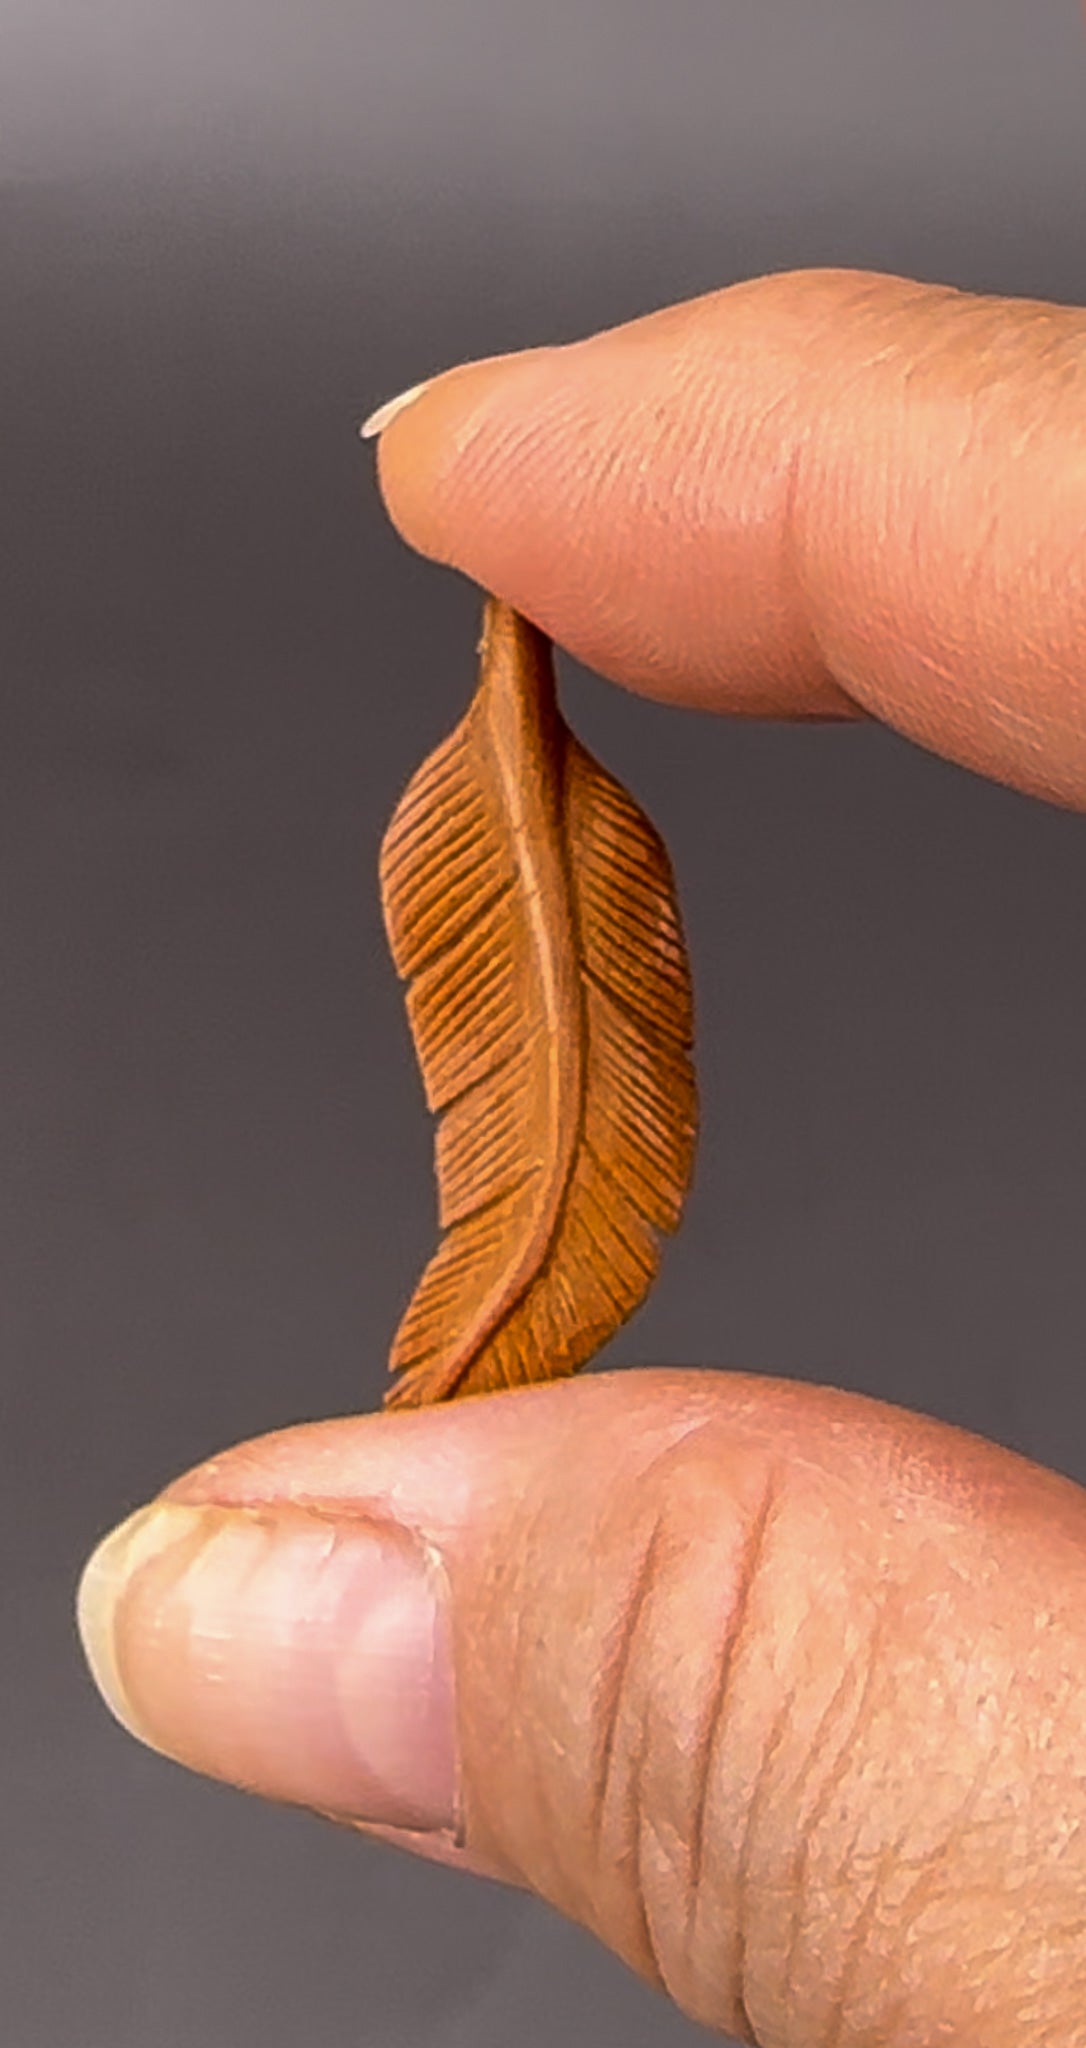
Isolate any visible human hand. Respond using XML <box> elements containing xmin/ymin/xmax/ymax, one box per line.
<box><xmin>78</xmin><ymin>270</ymin><xmax>1086</xmax><ymax>2046</ymax></box>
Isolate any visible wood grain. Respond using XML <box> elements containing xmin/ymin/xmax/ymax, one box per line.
<box><xmin>379</xmin><ymin>596</ymin><xmax>697</xmax><ymax>1406</ymax></box>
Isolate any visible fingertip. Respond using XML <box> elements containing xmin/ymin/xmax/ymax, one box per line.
<box><xmin>360</xmin><ymin>289</ymin><xmax>858</xmax><ymax>717</ymax></box>
<box><xmin>79</xmin><ymin>1493</ymin><xmax>461</xmax><ymax>1835</ymax></box>
<box><xmin>369</xmin><ymin>345</ymin><xmax>565</xmax><ymax>571</ymax></box>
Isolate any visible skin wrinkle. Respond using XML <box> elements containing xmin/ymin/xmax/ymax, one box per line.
<box><xmin>895</xmin><ymin>302</ymin><xmax>978</xmax><ymax>390</ymax></box>
<box><xmin>591</xmin><ymin>1510</ymin><xmax>665</xmax><ymax>1871</ymax></box>
<box><xmin>701</xmin><ymin>385</ymin><xmax>826</xmax><ymax>709</ymax></box>
<box><xmin>594</xmin><ymin>412</ymin><xmax>642</xmax><ymax>509</ymax></box>
<box><xmin>883</xmin><ymin>1801</ymin><xmax>1023</xmax><ymax>2002</ymax></box>
<box><xmin>732</xmin><ymin>1690</ymin><xmax>794</xmax><ymax>2045</ymax></box>
<box><xmin>586</xmin><ymin>1405</ymin><xmax>1086</xmax><ymax>2040</ymax></box>
<box><xmin>493</xmin><ymin>1479</ymin><xmax>556</xmax><ymax>1891</ymax></box>
<box><xmin>584</xmin><ymin>1433</ymin><xmax>787</xmax><ymax>2025</ymax></box>
<box><xmin>801</xmin><ymin>289</ymin><xmax>1086</xmax><ymax>794</ymax></box>
<box><xmin>630</xmin><ymin>1715</ymin><xmax>669</xmax><ymax>1997</ymax></box>
<box><xmin>588</xmin><ymin>1474</ymin><xmax>694</xmax><ymax>1987</ymax></box>
<box><xmin>780</xmin><ymin>1610</ymin><xmax>888</xmax><ymax>2017</ymax></box>
<box><xmin>819</xmin><ymin>1835</ymin><xmax>934</xmax><ymax>2048</ymax></box>
<box><xmin>775</xmin><ymin>432</ymin><xmax>841</xmax><ymax>711</ymax></box>
<box><xmin>685</xmin><ymin>1481</ymin><xmax>779</xmax><ymax>1939</ymax></box>
<box><xmin>638</xmin><ymin>1807</ymin><xmax>694</xmax><ymax>2009</ymax></box>
<box><xmin>515</xmin><ymin>1417</ymin><xmax>742</xmax><ymax>1925</ymax></box>
<box><xmin>804</xmin><ymin>1584</ymin><xmax>1024</xmax><ymax>2046</ymax></box>
<box><xmin>461</xmin><ymin>408</ymin><xmax>560</xmax><ymax>547</ymax></box>
<box><xmin>819</xmin><ymin>1841</ymin><xmax>899</xmax><ymax>2048</ymax></box>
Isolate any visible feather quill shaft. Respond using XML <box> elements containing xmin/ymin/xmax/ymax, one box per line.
<box><xmin>380</xmin><ymin>596</ymin><xmax>697</xmax><ymax>1406</ymax></box>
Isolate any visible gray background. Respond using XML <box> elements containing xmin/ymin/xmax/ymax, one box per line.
<box><xmin>3</xmin><ymin>2</ymin><xmax>1086</xmax><ymax>2043</ymax></box>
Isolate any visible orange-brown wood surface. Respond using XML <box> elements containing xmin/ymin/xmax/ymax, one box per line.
<box><xmin>379</xmin><ymin>597</ymin><xmax>697</xmax><ymax>1406</ymax></box>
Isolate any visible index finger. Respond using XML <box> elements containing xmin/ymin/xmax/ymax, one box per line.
<box><xmin>368</xmin><ymin>269</ymin><xmax>1086</xmax><ymax>811</ymax></box>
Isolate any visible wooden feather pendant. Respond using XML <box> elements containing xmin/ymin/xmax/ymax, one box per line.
<box><xmin>379</xmin><ymin>596</ymin><xmax>697</xmax><ymax>1407</ymax></box>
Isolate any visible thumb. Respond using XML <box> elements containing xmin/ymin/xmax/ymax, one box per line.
<box><xmin>77</xmin><ymin>1369</ymin><xmax>1086</xmax><ymax>2045</ymax></box>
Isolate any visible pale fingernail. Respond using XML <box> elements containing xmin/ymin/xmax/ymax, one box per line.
<box><xmin>76</xmin><ymin>1499</ymin><xmax>458</xmax><ymax>1835</ymax></box>
<box><xmin>359</xmin><ymin>381</ymin><xmax>433</xmax><ymax>439</ymax></box>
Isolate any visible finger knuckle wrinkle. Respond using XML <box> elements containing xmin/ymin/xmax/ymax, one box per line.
<box><xmin>585</xmin><ymin>1425</ymin><xmax>788</xmax><ymax>2030</ymax></box>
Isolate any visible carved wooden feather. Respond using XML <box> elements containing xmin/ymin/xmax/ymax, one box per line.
<box><xmin>379</xmin><ymin>596</ymin><xmax>697</xmax><ymax>1407</ymax></box>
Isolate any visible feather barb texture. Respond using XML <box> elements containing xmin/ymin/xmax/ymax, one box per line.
<box><xmin>379</xmin><ymin>597</ymin><xmax>697</xmax><ymax>1406</ymax></box>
